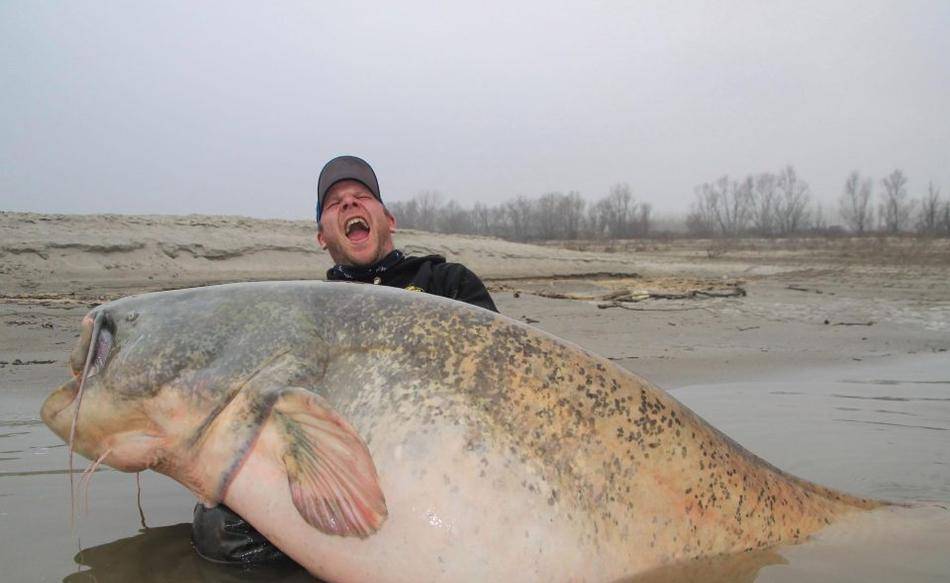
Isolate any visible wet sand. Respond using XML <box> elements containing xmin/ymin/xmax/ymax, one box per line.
<box><xmin>1</xmin><ymin>213</ymin><xmax>948</xmax><ymax>581</ymax></box>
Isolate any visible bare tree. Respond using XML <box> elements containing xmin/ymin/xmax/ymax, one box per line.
<box><xmin>535</xmin><ymin>192</ymin><xmax>563</xmax><ymax>240</ymax></box>
<box><xmin>686</xmin><ymin>187</ymin><xmax>716</xmax><ymax>236</ymax></box>
<box><xmin>387</xmin><ymin>199</ymin><xmax>417</xmax><ymax>229</ymax></box>
<box><xmin>751</xmin><ymin>172</ymin><xmax>779</xmax><ymax>236</ymax></box>
<box><xmin>438</xmin><ymin>199</ymin><xmax>474</xmax><ymax>234</ymax></box>
<box><xmin>731</xmin><ymin>176</ymin><xmax>755</xmax><ymax>235</ymax></box>
<box><xmin>690</xmin><ymin>175</ymin><xmax>753</xmax><ymax>237</ymax></box>
<box><xmin>586</xmin><ymin>183</ymin><xmax>652</xmax><ymax>239</ymax></box>
<box><xmin>504</xmin><ymin>196</ymin><xmax>535</xmax><ymax>241</ymax></box>
<box><xmin>839</xmin><ymin>171</ymin><xmax>874</xmax><ymax>234</ymax></box>
<box><xmin>471</xmin><ymin>202</ymin><xmax>492</xmax><ymax>235</ymax></box>
<box><xmin>604</xmin><ymin>183</ymin><xmax>637</xmax><ymax>238</ymax></box>
<box><xmin>636</xmin><ymin>202</ymin><xmax>652</xmax><ymax>237</ymax></box>
<box><xmin>561</xmin><ymin>191</ymin><xmax>586</xmax><ymax>239</ymax></box>
<box><xmin>774</xmin><ymin>165</ymin><xmax>811</xmax><ymax>235</ymax></box>
<box><xmin>588</xmin><ymin>198</ymin><xmax>610</xmax><ymax>238</ymax></box>
<box><xmin>812</xmin><ymin>202</ymin><xmax>828</xmax><ymax>232</ymax></box>
<box><xmin>489</xmin><ymin>205</ymin><xmax>508</xmax><ymax>238</ymax></box>
<box><xmin>879</xmin><ymin>169</ymin><xmax>914</xmax><ymax>233</ymax></box>
<box><xmin>389</xmin><ymin>191</ymin><xmax>446</xmax><ymax>232</ymax></box>
<box><xmin>916</xmin><ymin>182</ymin><xmax>942</xmax><ymax>235</ymax></box>
<box><xmin>414</xmin><ymin>191</ymin><xmax>443</xmax><ymax>233</ymax></box>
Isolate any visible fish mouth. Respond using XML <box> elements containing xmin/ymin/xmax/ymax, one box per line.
<box><xmin>43</xmin><ymin>311</ymin><xmax>114</xmax><ymax>429</ymax></box>
<box><xmin>41</xmin><ymin>377</ymin><xmax>79</xmax><ymax>429</ymax></box>
<box><xmin>43</xmin><ymin>314</ymin><xmax>94</xmax><ymax>427</ymax></box>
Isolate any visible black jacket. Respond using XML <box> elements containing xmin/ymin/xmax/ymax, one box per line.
<box><xmin>326</xmin><ymin>251</ymin><xmax>498</xmax><ymax>313</ymax></box>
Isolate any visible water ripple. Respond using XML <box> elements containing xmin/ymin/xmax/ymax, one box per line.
<box><xmin>832</xmin><ymin>394</ymin><xmax>950</xmax><ymax>402</ymax></box>
<box><xmin>833</xmin><ymin>418</ymin><xmax>948</xmax><ymax>431</ymax></box>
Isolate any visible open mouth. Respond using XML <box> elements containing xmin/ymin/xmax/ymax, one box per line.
<box><xmin>344</xmin><ymin>217</ymin><xmax>371</xmax><ymax>243</ymax></box>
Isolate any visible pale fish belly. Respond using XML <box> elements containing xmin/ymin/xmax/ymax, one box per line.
<box><xmin>226</xmin><ymin>412</ymin><xmax>622</xmax><ymax>583</ymax></box>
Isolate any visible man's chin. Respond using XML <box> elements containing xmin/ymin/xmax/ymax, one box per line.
<box><xmin>339</xmin><ymin>244</ymin><xmax>382</xmax><ymax>267</ymax></box>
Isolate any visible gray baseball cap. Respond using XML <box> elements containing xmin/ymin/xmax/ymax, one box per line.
<box><xmin>316</xmin><ymin>155</ymin><xmax>381</xmax><ymax>221</ymax></box>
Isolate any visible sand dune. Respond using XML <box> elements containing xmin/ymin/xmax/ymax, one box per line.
<box><xmin>0</xmin><ymin>212</ymin><xmax>640</xmax><ymax>298</ymax></box>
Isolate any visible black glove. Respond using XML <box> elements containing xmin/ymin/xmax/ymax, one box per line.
<box><xmin>191</xmin><ymin>503</ymin><xmax>289</xmax><ymax>564</ymax></box>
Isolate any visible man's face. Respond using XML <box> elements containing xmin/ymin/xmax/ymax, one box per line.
<box><xmin>317</xmin><ymin>180</ymin><xmax>396</xmax><ymax>267</ymax></box>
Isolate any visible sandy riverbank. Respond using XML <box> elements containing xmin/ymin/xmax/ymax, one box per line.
<box><xmin>3</xmin><ymin>211</ymin><xmax>948</xmax><ymax>384</ymax></box>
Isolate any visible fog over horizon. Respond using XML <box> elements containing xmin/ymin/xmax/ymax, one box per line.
<box><xmin>2</xmin><ymin>1</ymin><xmax>948</xmax><ymax>222</ymax></box>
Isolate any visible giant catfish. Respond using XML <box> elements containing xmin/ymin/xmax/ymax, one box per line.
<box><xmin>41</xmin><ymin>282</ymin><xmax>881</xmax><ymax>582</ymax></box>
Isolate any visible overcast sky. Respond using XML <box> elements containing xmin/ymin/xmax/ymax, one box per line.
<box><xmin>2</xmin><ymin>1</ymin><xmax>948</xmax><ymax>220</ymax></box>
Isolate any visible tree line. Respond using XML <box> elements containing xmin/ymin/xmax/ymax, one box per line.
<box><xmin>388</xmin><ymin>183</ymin><xmax>652</xmax><ymax>242</ymax></box>
<box><xmin>387</xmin><ymin>166</ymin><xmax>948</xmax><ymax>241</ymax></box>
<box><xmin>688</xmin><ymin>166</ymin><xmax>948</xmax><ymax>237</ymax></box>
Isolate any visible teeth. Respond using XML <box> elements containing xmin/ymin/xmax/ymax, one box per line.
<box><xmin>345</xmin><ymin>217</ymin><xmax>369</xmax><ymax>235</ymax></box>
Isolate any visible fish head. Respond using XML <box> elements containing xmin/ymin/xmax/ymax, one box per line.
<box><xmin>42</xmin><ymin>305</ymin><xmax>164</xmax><ymax>472</ymax></box>
<box><xmin>41</xmin><ymin>285</ymin><xmax>331</xmax><ymax>475</ymax></box>
<box><xmin>42</xmin><ymin>283</ymin><xmax>390</xmax><ymax>536</ymax></box>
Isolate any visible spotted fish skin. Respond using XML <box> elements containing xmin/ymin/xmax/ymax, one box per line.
<box><xmin>321</xmin><ymin>284</ymin><xmax>878</xmax><ymax>552</ymax></box>
<box><xmin>41</xmin><ymin>281</ymin><xmax>880</xmax><ymax>582</ymax></box>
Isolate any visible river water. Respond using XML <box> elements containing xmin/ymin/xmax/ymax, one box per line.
<box><xmin>1</xmin><ymin>354</ymin><xmax>947</xmax><ymax>582</ymax></box>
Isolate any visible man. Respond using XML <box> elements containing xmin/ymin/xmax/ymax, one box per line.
<box><xmin>192</xmin><ymin>155</ymin><xmax>497</xmax><ymax>564</ymax></box>
<box><xmin>316</xmin><ymin>155</ymin><xmax>497</xmax><ymax>311</ymax></box>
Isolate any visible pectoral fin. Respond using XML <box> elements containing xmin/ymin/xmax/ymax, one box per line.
<box><xmin>272</xmin><ymin>388</ymin><xmax>387</xmax><ymax>538</ymax></box>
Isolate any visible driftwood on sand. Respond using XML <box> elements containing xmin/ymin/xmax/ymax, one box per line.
<box><xmin>513</xmin><ymin>286</ymin><xmax>747</xmax><ymax>311</ymax></box>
